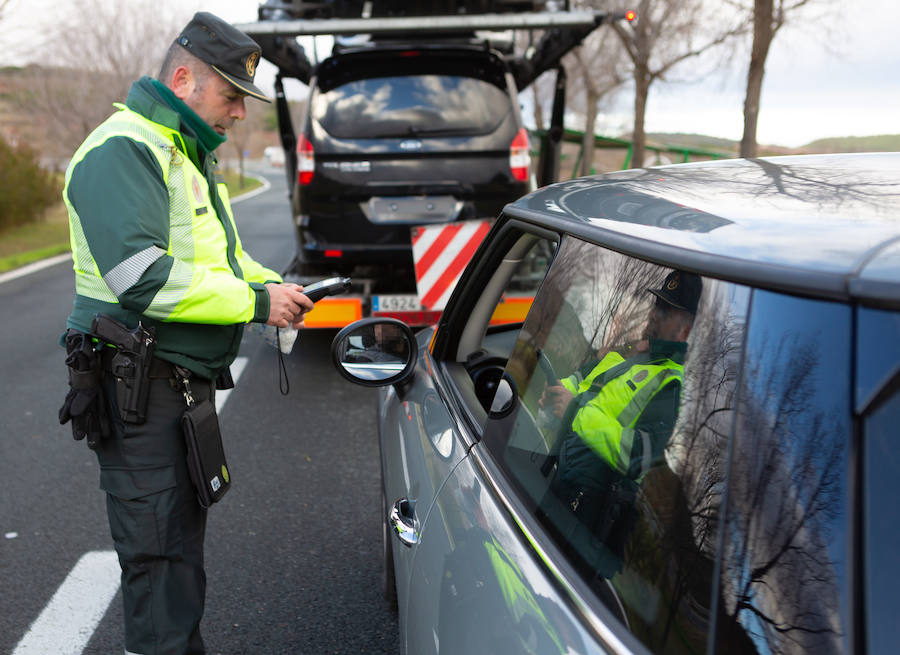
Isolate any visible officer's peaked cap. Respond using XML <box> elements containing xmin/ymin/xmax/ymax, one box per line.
<box><xmin>648</xmin><ymin>270</ymin><xmax>703</xmax><ymax>315</ymax></box>
<box><xmin>176</xmin><ymin>11</ymin><xmax>271</xmax><ymax>103</ymax></box>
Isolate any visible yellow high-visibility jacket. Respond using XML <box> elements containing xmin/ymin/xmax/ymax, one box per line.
<box><xmin>560</xmin><ymin>346</ymin><xmax>684</xmax><ymax>482</ymax></box>
<box><xmin>64</xmin><ymin>77</ymin><xmax>279</xmax><ymax>378</ymax></box>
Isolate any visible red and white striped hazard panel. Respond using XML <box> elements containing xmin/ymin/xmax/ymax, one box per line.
<box><xmin>412</xmin><ymin>220</ymin><xmax>492</xmax><ymax>311</ymax></box>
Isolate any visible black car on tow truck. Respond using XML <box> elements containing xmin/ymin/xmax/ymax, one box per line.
<box><xmin>239</xmin><ymin>1</ymin><xmax>633</xmax><ymax>326</ymax></box>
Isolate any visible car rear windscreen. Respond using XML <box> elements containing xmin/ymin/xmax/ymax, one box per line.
<box><xmin>312</xmin><ymin>74</ymin><xmax>512</xmax><ymax>139</ymax></box>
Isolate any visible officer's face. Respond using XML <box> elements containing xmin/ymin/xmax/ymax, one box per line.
<box><xmin>644</xmin><ymin>302</ymin><xmax>692</xmax><ymax>342</ymax></box>
<box><xmin>186</xmin><ymin>71</ymin><xmax>248</xmax><ymax>135</ymax></box>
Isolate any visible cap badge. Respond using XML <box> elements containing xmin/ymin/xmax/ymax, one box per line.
<box><xmin>245</xmin><ymin>51</ymin><xmax>259</xmax><ymax>78</ymax></box>
<box><xmin>667</xmin><ymin>273</ymin><xmax>680</xmax><ymax>290</ymax></box>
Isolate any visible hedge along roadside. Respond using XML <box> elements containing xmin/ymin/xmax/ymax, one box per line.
<box><xmin>0</xmin><ymin>171</ymin><xmax>267</xmax><ymax>275</ymax></box>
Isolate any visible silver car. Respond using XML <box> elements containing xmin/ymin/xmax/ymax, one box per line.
<box><xmin>331</xmin><ymin>153</ymin><xmax>900</xmax><ymax>655</ymax></box>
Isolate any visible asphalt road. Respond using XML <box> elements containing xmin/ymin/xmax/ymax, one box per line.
<box><xmin>0</xmin><ymin>164</ymin><xmax>399</xmax><ymax>654</ymax></box>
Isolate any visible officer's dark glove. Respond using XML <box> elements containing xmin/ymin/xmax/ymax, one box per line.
<box><xmin>59</xmin><ymin>332</ymin><xmax>110</xmax><ymax>449</ymax></box>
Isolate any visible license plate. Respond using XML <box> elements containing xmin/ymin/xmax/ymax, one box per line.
<box><xmin>373</xmin><ymin>295</ymin><xmax>422</xmax><ymax>312</ymax></box>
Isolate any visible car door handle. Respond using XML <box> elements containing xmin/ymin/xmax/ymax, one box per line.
<box><xmin>389</xmin><ymin>498</ymin><xmax>419</xmax><ymax>547</ymax></box>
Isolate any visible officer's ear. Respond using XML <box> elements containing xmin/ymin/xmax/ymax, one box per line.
<box><xmin>169</xmin><ymin>65</ymin><xmax>196</xmax><ymax>101</ymax></box>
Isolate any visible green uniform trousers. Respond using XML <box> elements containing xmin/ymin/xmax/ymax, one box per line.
<box><xmin>97</xmin><ymin>371</ymin><xmax>214</xmax><ymax>655</ymax></box>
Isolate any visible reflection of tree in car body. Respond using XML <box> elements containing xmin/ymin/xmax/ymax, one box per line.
<box><xmin>543</xmin><ymin>270</ymin><xmax>702</xmax><ymax>575</ymax></box>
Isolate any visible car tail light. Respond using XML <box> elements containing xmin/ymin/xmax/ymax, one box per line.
<box><xmin>297</xmin><ymin>134</ymin><xmax>314</xmax><ymax>186</ymax></box>
<box><xmin>509</xmin><ymin>128</ymin><xmax>530</xmax><ymax>182</ymax></box>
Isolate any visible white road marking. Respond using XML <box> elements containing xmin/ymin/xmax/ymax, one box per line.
<box><xmin>0</xmin><ymin>253</ymin><xmax>72</xmax><ymax>284</ymax></box>
<box><xmin>12</xmin><ymin>550</ymin><xmax>120</xmax><ymax>655</ymax></box>
<box><xmin>216</xmin><ymin>356</ymin><xmax>248</xmax><ymax>412</ymax></box>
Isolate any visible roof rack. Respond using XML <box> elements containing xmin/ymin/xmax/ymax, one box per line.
<box><xmin>235</xmin><ymin>10</ymin><xmax>612</xmax><ymax>37</ymax></box>
<box><xmin>256</xmin><ymin>0</ymin><xmax>550</xmax><ymax>21</ymax></box>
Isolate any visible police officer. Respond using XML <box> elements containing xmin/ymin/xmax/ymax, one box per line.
<box><xmin>59</xmin><ymin>12</ymin><xmax>313</xmax><ymax>655</ymax></box>
<box><xmin>541</xmin><ymin>270</ymin><xmax>701</xmax><ymax>571</ymax></box>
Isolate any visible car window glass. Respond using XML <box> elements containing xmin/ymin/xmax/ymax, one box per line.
<box><xmin>483</xmin><ymin>236</ymin><xmax>750</xmax><ymax>652</ymax></box>
<box><xmin>464</xmin><ymin>234</ymin><xmax>558</xmax><ymax>416</ymax></box>
<box><xmin>718</xmin><ymin>291</ymin><xmax>852</xmax><ymax>654</ymax></box>
<box><xmin>863</xmin><ymin>386</ymin><xmax>900</xmax><ymax>655</ymax></box>
<box><xmin>485</xmin><ymin>237</ymin><xmax>556</xmax><ymax>329</ymax></box>
<box><xmin>856</xmin><ymin>306</ymin><xmax>900</xmax><ymax>410</ymax></box>
<box><xmin>314</xmin><ymin>75</ymin><xmax>511</xmax><ymax>138</ymax></box>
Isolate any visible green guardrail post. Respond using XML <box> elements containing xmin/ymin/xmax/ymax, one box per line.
<box><xmin>572</xmin><ymin>145</ymin><xmax>583</xmax><ymax>178</ymax></box>
<box><xmin>622</xmin><ymin>144</ymin><xmax>633</xmax><ymax>170</ymax></box>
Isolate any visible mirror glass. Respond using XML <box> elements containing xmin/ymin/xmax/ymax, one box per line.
<box><xmin>335</xmin><ymin>322</ymin><xmax>412</xmax><ymax>382</ymax></box>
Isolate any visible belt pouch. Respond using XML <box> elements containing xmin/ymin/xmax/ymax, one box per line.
<box><xmin>182</xmin><ymin>399</ymin><xmax>231</xmax><ymax>507</ymax></box>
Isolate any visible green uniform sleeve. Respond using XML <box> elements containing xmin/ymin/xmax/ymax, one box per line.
<box><xmin>67</xmin><ymin>136</ymin><xmax>171</xmax><ymax>290</ymax></box>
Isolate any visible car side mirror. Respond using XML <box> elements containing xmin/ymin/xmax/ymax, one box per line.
<box><xmin>330</xmin><ymin>318</ymin><xmax>418</xmax><ymax>387</ymax></box>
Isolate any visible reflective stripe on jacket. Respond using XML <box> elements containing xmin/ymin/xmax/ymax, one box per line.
<box><xmin>561</xmin><ymin>350</ymin><xmax>683</xmax><ymax>480</ymax></box>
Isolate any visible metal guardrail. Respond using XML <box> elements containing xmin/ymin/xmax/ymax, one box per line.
<box><xmin>530</xmin><ymin>127</ymin><xmax>735</xmax><ymax>174</ymax></box>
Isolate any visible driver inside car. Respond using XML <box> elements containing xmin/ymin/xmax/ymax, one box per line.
<box><xmin>540</xmin><ymin>270</ymin><xmax>701</xmax><ymax>572</ymax></box>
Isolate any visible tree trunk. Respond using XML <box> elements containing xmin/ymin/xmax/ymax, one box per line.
<box><xmin>740</xmin><ymin>0</ymin><xmax>774</xmax><ymax>158</ymax></box>
<box><xmin>532</xmin><ymin>84</ymin><xmax>545</xmax><ymax>132</ymax></box>
<box><xmin>581</xmin><ymin>88</ymin><xmax>598</xmax><ymax>176</ymax></box>
<box><xmin>631</xmin><ymin>65</ymin><xmax>651</xmax><ymax>168</ymax></box>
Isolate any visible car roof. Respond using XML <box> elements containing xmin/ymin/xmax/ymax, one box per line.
<box><xmin>506</xmin><ymin>152</ymin><xmax>900</xmax><ymax>308</ymax></box>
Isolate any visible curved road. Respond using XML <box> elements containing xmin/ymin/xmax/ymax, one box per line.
<box><xmin>0</xmin><ymin>164</ymin><xmax>399</xmax><ymax>655</ymax></box>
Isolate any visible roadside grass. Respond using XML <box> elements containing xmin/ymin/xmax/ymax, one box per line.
<box><xmin>0</xmin><ymin>203</ymin><xmax>70</xmax><ymax>272</ymax></box>
<box><xmin>0</xmin><ymin>172</ymin><xmax>263</xmax><ymax>273</ymax></box>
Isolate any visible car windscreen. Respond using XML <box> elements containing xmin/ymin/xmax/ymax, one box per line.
<box><xmin>312</xmin><ymin>74</ymin><xmax>512</xmax><ymax>139</ymax></box>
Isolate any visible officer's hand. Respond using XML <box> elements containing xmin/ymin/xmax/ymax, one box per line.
<box><xmin>265</xmin><ymin>283</ymin><xmax>314</xmax><ymax>328</ymax></box>
<box><xmin>540</xmin><ymin>385</ymin><xmax>574</xmax><ymax>419</ymax></box>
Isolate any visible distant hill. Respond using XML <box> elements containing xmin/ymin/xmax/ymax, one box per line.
<box><xmin>801</xmin><ymin>134</ymin><xmax>900</xmax><ymax>153</ymax></box>
<box><xmin>646</xmin><ymin>132</ymin><xmax>738</xmax><ymax>153</ymax></box>
<box><xmin>644</xmin><ymin>132</ymin><xmax>900</xmax><ymax>156</ymax></box>
<box><xmin>644</xmin><ymin>132</ymin><xmax>802</xmax><ymax>156</ymax></box>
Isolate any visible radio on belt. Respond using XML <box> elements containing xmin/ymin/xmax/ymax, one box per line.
<box><xmin>302</xmin><ymin>277</ymin><xmax>352</xmax><ymax>302</ymax></box>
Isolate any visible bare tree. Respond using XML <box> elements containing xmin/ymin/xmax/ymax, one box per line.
<box><xmin>515</xmin><ymin>9</ymin><xmax>628</xmax><ymax>177</ymax></box>
<box><xmin>736</xmin><ymin>0</ymin><xmax>831</xmax><ymax>157</ymax></box>
<box><xmin>565</xmin><ymin>18</ymin><xmax>629</xmax><ymax>175</ymax></box>
<box><xmin>610</xmin><ymin>0</ymin><xmax>746</xmax><ymax>168</ymax></box>
<box><xmin>521</xmin><ymin>29</ymin><xmax>552</xmax><ymax>130</ymax></box>
<box><xmin>17</xmin><ymin>0</ymin><xmax>194</xmax><ymax>155</ymax></box>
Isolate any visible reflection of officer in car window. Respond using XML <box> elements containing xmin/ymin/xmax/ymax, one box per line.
<box><xmin>376</xmin><ymin>323</ymin><xmax>408</xmax><ymax>359</ymax></box>
<box><xmin>541</xmin><ymin>270</ymin><xmax>701</xmax><ymax>571</ymax></box>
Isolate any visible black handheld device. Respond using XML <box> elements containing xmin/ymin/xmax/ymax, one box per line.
<box><xmin>301</xmin><ymin>277</ymin><xmax>351</xmax><ymax>302</ymax></box>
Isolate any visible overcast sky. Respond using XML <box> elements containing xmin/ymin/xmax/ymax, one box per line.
<box><xmin>2</xmin><ymin>0</ymin><xmax>896</xmax><ymax>148</ymax></box>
